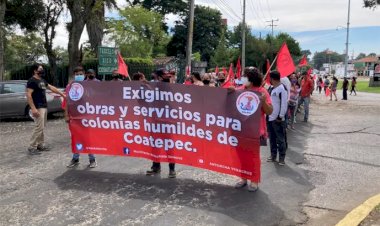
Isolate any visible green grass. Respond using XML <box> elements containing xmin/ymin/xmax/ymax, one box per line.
<box><xmin>337</xmin><ymin>80</ymin><xmax>380</xmax><ymax>94</ymax></box>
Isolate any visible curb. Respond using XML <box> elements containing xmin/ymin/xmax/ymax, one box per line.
<box><xmin>336</xmin><ymin>193</ymin><xmax>380</xmax><ymax>226</ymax></box>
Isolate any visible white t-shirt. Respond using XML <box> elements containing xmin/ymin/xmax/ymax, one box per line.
<box><xmin>269</xmin><ymin>84</ymin><xmax>289</xmax><ymax>122</ymax></box>
<box><xmin>280</xmin><ymin>77</ymin><xmax>291</xmax><ymax>101</ymax></box>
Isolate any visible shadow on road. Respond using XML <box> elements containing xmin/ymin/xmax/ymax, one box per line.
<box><xmin>54</xmin><ymin>170</ymin><xmax>295</xmax><ymax>225</ymax></box>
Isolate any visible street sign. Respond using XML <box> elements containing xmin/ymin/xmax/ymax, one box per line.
<box><xmin>98</xmin><ymin>46</ymin><xmax>118</xmax><ymax>75</ymax></box>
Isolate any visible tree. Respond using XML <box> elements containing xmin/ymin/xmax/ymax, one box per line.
<box><xmin>86</xmin><ymin>0</ymin><xmax>116</xmax><ymax>56</ymax></box>
<box><xmin>108</xmin><ymin>6</ymin><xmax>167</xmax><ymax>58</ymax></box>
<box><xmin>312</xmin><ymin>50</ymin><xmax>345</xmax><ymax>70</ymax></box>
<box><xmin>209</xmin><ymin>30</ymin><xmax>235</xmax><ymax>68</ymax></box>
<box><xmin>167</xmin><ymin>5</ymin><xmax>224</xmax><ymax>62</ymax></box>
<box><xmin>4</xmin><ymin>32</ymin><xmax>45</xmax><ymax>70</ymax></box>
<box><xmin>1</xmin><ymin>0</ymin><xmax>45</xmax><ymax>80</ymax></box>
<box><xmin>0</xmin><ymin>0</ymin><xmax>5</xmax><ymax>80</ymax></box>
<box><xmin>368</xmin><ymin>53</ymin><xmax>377</xmax><ymax>57</ymax></box>
<box><xmin>356</xmin><ymin>53</ymin><xmax>366</xmax><ymax>60</ymax></box>
<box><xmin>363</xmin><ymin>0</ymin><xmax>380</xmax><ymax>8</ymax></box>
<box><xmin>42</xmin><ymin>0</ymin><xmax>64</xmax><ymax>86</ymax></box>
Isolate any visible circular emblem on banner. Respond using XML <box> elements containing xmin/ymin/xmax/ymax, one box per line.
<box><xmin>69</xmin><ymin>83</ymin><xmax>84</xmax><ymax>101</ymax></box>
<box><xmin>236</xmin><ymin>92</ymin><xmax>260</xmax><ymax>116</ymax></box>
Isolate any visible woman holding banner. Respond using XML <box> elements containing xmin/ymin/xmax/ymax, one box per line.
<box><xmin>234</xmin><ymin>67</ymin><xmax>273</xmax><ymax>192</ymax></box>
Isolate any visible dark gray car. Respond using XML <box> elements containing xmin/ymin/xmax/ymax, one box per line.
<box><xmin>0</xmin><ymin>80</ymin><xmax>64</xmax><ymax>119</ymax></box>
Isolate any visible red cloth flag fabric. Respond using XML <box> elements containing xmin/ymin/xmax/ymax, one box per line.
<box><xmin>299</xmin><ymin>55</ymin><xmax>308</xmax><ymax>66</ymax></box>
<box><xmin>215</xmin><ymin>66</ymin><xmax>219</xmax><ymax>75</ymax></box>
<box><xmin>325</xmin><ymin>87</ymin><xmax>331</xmax><ymax>97</ymax></box>
<box><xmin>236</xmin><ymin>57</ymin><xmax>242</xmax><ymax>79</ymax></box>
<box><xmin>221</xmin><ymin>63</ymin><xmax>234</xmax><ymax>88</ymax></box>
<box><xmin>116</xmin><ymin>52</ymin><xmax>129</xmax><ymax>78</ymax></box>
<box><xmin>186</xmin><ymin>65</ymin><xmax>191</xmax><ymax>76</ymax></box>
<box><xmin>276</xmin><ymin>43</ymin><xmax>296</xmax><ymax>78</ymax></box>
<box><xmin>307</xmin><ymin>68</ymin><xmax>313</xmax><ymax>76</ymax></box>
<box><xmin>265</xmin><ymin>59</ymin><xmax>271</xmax><ymax>85</ymax></box>
<box><xmin>222</xmin><ymin>67</ymin><xmax>227</xmax><ymax>76</ymax></box>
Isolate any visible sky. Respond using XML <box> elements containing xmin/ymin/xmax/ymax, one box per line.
<box><xmin>53</xmin><ymin>0</ymin><xmax>380</xmax><ymax>57</ymax></box>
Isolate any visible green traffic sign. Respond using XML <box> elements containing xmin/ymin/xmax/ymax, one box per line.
<box><xmin>98</xmin><ymin>46</ymin><xmax>117</xmax><ymax>75</ymax></box>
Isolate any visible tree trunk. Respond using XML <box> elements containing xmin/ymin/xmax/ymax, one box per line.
<box><xmin>86</xmin><ymin>3</ymin><xmax>104</xmax><ymax>57</ymax></box>
<box><xmin>67</xmin><ymin>0</ymin><xmax>86</xmax><ymax>77</ymax></box>
<box><xmin>0</xmin><ymin>0</ymin><xmax>6</xmax><ymax>81</ymax></box>
<box><xmin>43</xmin><ymin>1</ymin><xmax>63</xmax><ymax>86</ymax></box>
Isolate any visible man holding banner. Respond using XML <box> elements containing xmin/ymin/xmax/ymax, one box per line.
<box><xmin>145</xmin><ymin>68</ymin><xmax>176</xmax><ymax>178</ymax></box>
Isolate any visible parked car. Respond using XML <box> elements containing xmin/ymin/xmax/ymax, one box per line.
<box><xmin>0</xmin><ymin>80</ymin><xmax>64</xmax><ymax>120</ymax></box>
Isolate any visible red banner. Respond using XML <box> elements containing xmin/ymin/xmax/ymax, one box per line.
<box><xmin>67</xmin><ymin>82</ymin><xmax>262</xmax><ymax>181</ymax></box>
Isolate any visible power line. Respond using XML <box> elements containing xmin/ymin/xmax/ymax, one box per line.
<box><xmin>247</xmin><ymin>0</ymin><xmax>267</xmax><ymax>29</ymax></box>
<box><xmin>208</xmin><ymin>0</ymin><xmax>241</xmax><ymax>23</ymax></box>
<box><xmin>219</xmin><ymin>0</ymin><xmax>242</xmax><ymax>20</ymax></box>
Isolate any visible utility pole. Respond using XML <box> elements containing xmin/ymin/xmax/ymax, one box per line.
<box><xmin>344</xmin><ymin>0</ymin><xmax>351</xmax><ymax>78</ymax></box>
<box><xmin>241</xmin><ymin>0</ymin><xmax>246</xmax><ymax>70</ymax></box>
<box><xmin>185</xmin><ymin>0</ymin><xmax>195</xmax><ymax>75</ymax></box>
<box><xmin>266</xmin><ymin>19</ymin><xmax>279</xmax><ymax>37</ymax></box>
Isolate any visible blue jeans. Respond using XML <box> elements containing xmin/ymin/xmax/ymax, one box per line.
<box><xmin>72</xmin><ymin>153</ymin><xmax>95</xmax><ymax>161</ymax></box>
<box><xmin>268</xmin><ymin>121</ymin><xmax>287</xmax><ymax>161</ymax></box>
<box><xmin>298</xmin><ymin>97</ymin><xmax>310</xmax><ymax>121</ymax></box>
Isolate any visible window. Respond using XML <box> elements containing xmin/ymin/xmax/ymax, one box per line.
<box><xmin>1</xmin><ymin>83</ymin><xmax>26</xmax><ymax>94</ymax></box>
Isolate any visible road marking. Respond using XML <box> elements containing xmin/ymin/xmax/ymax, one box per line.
<box><xmin>336</xmin><ymin>193</ymin><xmax>380</xmax><ymax>226</ymax></box>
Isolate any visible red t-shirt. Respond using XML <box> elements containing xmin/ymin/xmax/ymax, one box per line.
<box><xmin>301</xmin><ymin>78</ymin><xmax>314</xmax><ymax>97</ymax></box>
<box><xmin>238</xmin><ymin>86</ymin><xmax>272</xmax><ymax>137</ymax></box>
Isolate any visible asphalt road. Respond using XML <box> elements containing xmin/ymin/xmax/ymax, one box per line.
<box><xmin>0</xmin><ymin>91</ymin><xmax>379</xmax><ymax>226</ymax></box>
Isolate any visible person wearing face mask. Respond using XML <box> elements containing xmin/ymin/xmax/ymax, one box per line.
<box><xmin>64</xmin><ymin>66</ymin><xmax>97</xmax><ymax>168</ymax></box>
<box><xmin>26</xmin><ymin>63</ymin><xmax>66</xmax><ymax>155</ymax></box>
<box><xmin>111</xmin><ymin>70</ymin><xmax>122</xmax><ymax>81</ymax></box>
<box><xmin>233</xmin><ymin>67</ymin><xmax>273</xmax><ymax>192</ymax></box>
<box><xmin>146</xmin><ymin>68</ymin><xmax>177</xmax><ymax>178</ymax></box>
<box><xmin>202</xmin><ymin>74</ymin><xmax>212</xmax><ymax>86</ymax></box>
<box><xmin>85</xmin><ymin>69</ymin><xmax>100</xmax><ymax>81</ymax></box>
<box><xmin>216</xmin><ymin>72</ymin><xmax>226</xmax><ymax>87</ymax></box>
<box><xmin>288</xmin><ymin>75</ymin><xmax>301</xmax><ymax>129</ymax></box>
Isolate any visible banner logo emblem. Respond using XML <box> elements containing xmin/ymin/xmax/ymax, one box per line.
<box><xmin>69</xmin><ymin>83</ymin><xmax>84</xmax><ymax>101</ymax></box>
<box><xmin>236</xmin><ymin>92</ymin><xmax>259</xmax><ymax>116</ymax></box>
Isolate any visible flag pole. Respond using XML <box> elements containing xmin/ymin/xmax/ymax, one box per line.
<box><xmin>261</xmin><ymin>54</ymin><xmax>279</xmax><ymax>87</ymax></box>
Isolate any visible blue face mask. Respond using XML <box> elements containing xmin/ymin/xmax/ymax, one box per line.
<box><xmin>75</xmin><ymin>74</ymin><xmax>85</xmax><ymax>81</ymax></box>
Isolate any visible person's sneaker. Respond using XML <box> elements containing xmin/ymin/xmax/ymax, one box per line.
<box><xmin>278</xmin><ymin>160</ymin><xmax>286</xmax><ymax>166</ymax></box>
<box><xmin>67</xmin><ymin>159</ymin><xmax>79</xmax><ymax>168</ymax></box>
<box><xmin>168</xmin><ymin>170</ymin><xmax>176</xmax><ymax>178</ymax></box>
<box><xmin>267</xmin><ymin>156</ymin><xmax>276</xmax><ymax>162</ymax></box>
<box><xmin>89</xmin><ymin>160</ymin><xmax>97</xmax><ymax>168</ymax></box>
<box><xmin>28</xmin><ymin>148</ymin><xmax>41</xmax><ymax>155</ymax></box>
<box><xmin>234</xmin><ymin>180</ymin><xmax>247</xmax><ymax>189</ymax></box>
<box><xmin>303</xmin><ymin>119</ymin><xmax>308</xmax><ymax>123</ymax></box>
<box><xmin>248</xmin><ymin>182</ymin><xmax>259</xmax><ymax>192</ymax></box>
<box><xmin>146</xmin><ymin>168</ymin><xmax>161</xmax><ymax>176</ymax></box>
<box><xmin>37</xmin><ymin>145</ymin><xmax>50</xmax><ymax>152</ymax></box>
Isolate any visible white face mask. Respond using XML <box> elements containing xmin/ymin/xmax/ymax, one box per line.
<box><xmin>241</xmin><ymin>77</ymin><xmax>250</xmax><ymax>85</ymax></box>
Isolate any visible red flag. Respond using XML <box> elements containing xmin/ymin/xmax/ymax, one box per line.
<box><xmin>227</xmin><ymin>63</ymin><xmax>234</xmax><ymax>81</ymax></box>
<box><xmin>265</xmin><ymin>59</ymin><xmax>271</xmax><ymax>85</ymax></box>
<box><xmin>222</xmin><ymin>67</ymin><xmax>227</xmax><ymax>76</ymax></box>
<box><xmin>186</xmin><ymin>65</ymin><xmax>191</xmax><ymax>76</ymax></box>
<box><xmin>236</xmin><ymin>57</ymin><xmax>241</xmax><ymax>79</ymax></box>
<box><xmin>276</xmin><ymin>43</ymin><xmax>295</xmax><ymax>78</ymax></box>
<box><xmin>222</xmin><ymin>79</ymin><xmax>234</xmax><ymax>88</ymax></box>
<box><xmin>215</xmin><ymin>66</ymin><xmax>219</xmax><ymax>75</ymax></box>
<box><xmin>325</xmin><ymin>87</ymin><xmax>331</xmax><ymax>97</ymax></box>
<box><xmin>299</xmin><ymin>55</ymin><xmax>308</xmax><ymax>66</ymax></box>
<box><xmin>116</xmin><ymin>52</ymin><xmax>129</xmax><ymax>77</ymax></box>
